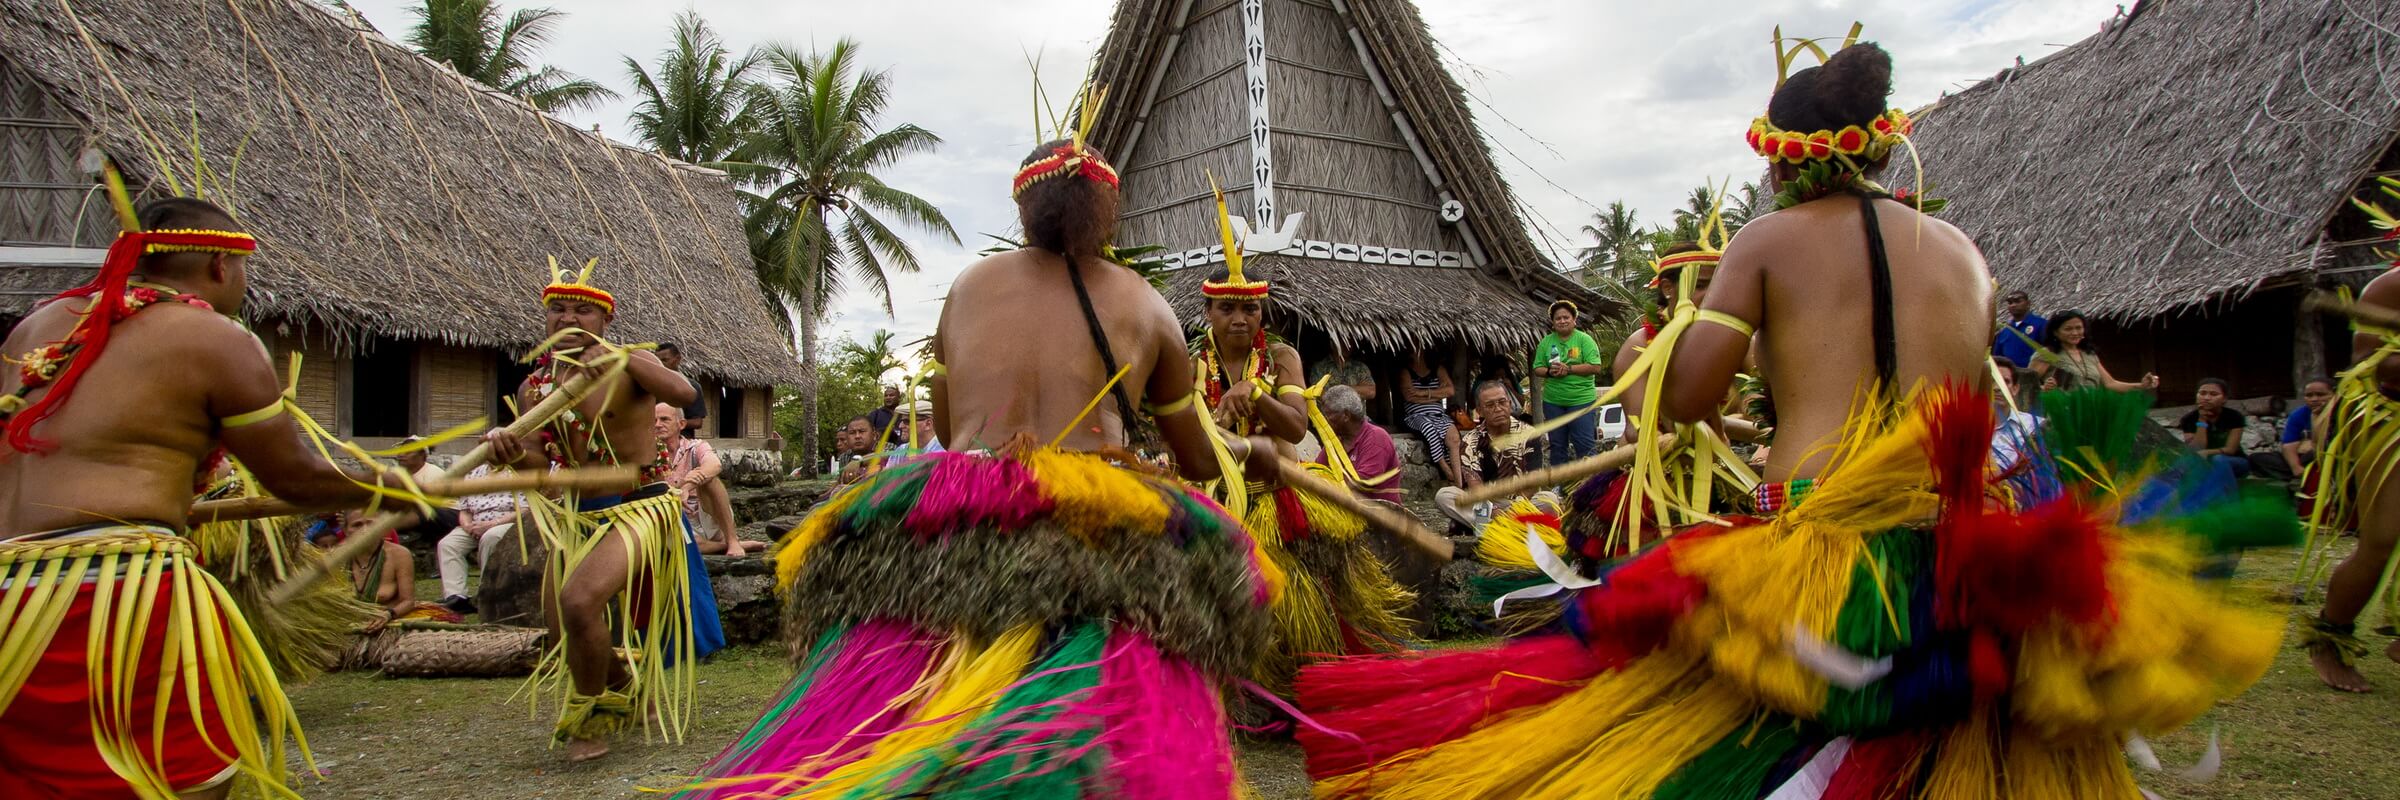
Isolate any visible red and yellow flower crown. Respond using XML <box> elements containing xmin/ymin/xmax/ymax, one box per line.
<box><xmin>1200</xmin><ymin>172</ymin><xmax>1269</xmax><ymax>299</ymax></box>
<box><xmin>541</xmin><ymin>256</ymin><xmax>614</xmax><ymax>314</ymax></box>
<box><xmin>1744</xmin><ymin>24</ymin><xmax>1913</xmax><ymax>167</ymax></box>
<box><xmin>1011</xmin><ymin>84</ymin><xmax>1119</xmax><ymax>199</ymax></box>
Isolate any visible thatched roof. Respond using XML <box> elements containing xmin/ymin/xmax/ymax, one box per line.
<box><xmin>0</xmin><ymin>0</ymin><xmax>801</xmax><ymax>386</ymax></box>
<box><xmin>1084</xmin><ymin>0</ymin><xmax>1602</xmax><ymax>351</ymax></box>
<box><xmin>1884</xmin><ymin>0</ymin><xmax>2400</xmax><ymax>321</ymax></box>
<box><xmin>1162</xmin><ymin>255</ymin><xmax>1549</xmax><ymax>352</ymax></box>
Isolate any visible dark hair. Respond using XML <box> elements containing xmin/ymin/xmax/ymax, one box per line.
<box><xmin>844</xmin><ymin>415</ymin><xmax>872</xmax><ymax>426</ymax></box>
<box><xmin>2040</xmin><ymin>310</ymin><xmax>2091</xmax><ymax>353</ymax></box>
<box><xmin>2303</xmin><ymin>376</ymin><xmax>2335</xmax><ymax>390</ymax></box>
<box><xmin>136</xmin><ymin>197</ymin><xmax>241</xmax><ymax>274</ymax></box>
<box><xmin>2196</xmin><ymin>377</ymin><xmax>2231</xmax><ymax>394</ymax></box>
<box><xmin>1767</xmin><ymin>43</ymin><xmax>1894</xmax><ymax>135</ymax></box>
<box><xmin>1548</xmin><ymin>299</ymin><xmax>1578</xmax><ymax>319</ymax></box>
<box><xmin>1473</xmin><ymin>379</ymin><xmax>1512</xmax><ymax>402</ymax></box>
<box><xmin>2003</xmin><ymin>290</ymin><xmax>2029</xmax><ymax>302</ymax></box>
<box><xmin>657</xmin><ymin>342</ymin><xmax>681</xmax><ymax>354</ymax></box>
<box><xmin>1016</xmin><ymin>139</ymin><xmax>1119</xmax><ymax>260</ymax></box>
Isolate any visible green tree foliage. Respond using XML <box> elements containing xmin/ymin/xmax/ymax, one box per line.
<box><xmin>729</xmin><ymin>40</ymin><xmax>958</xmax><ymax>474</ymax></box>
<box><xmin>406</xmin><ymin>0</ymin><xmax>616</xmax><ymax>113</ymax></box>
<box><xmin>774</xmin><ymin>333</ymin><xmax>909</xmax><ymax>467</ymax></box>
<box><xmin>622</xmin><ymin>11</ymin><xmax>760</xmax><ymax>165</ymax></box>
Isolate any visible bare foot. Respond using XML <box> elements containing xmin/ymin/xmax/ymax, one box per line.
<box><xmin>566</xmin><ymin>737</ymin><xmax>610</xmax><ymax>762</ymax></box>
<box><xmin>2309</xmin><ymin>641</ymin><xmax>2372</xmax><ymax>693</ymax></box>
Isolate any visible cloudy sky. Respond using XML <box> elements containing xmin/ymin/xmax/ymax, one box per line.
<box><xmin>346</xmin><ymin>0</ymin><xmax>2123</xmax><ymax>354</ymax></box>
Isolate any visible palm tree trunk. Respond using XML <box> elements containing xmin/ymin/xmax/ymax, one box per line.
<box><xmin>798</xmin><ymin>279</ymin><xmax>822</xmax><ymax>478</ymax></box>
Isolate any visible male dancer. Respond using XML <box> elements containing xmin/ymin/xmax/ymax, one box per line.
<box><xmin>483</xmin><ymin>263</ymin><xmax>699</xmax><ymax>762</ymax></box>
<box><xmin>681</xmin><ymin>126</ymin><xmax>1280</xmax><ymax>797</ymax></box>
<box><xmin>0</xmin><ymin>197</ymin><xmax>393</xmax><ymax>799</ymax></box>
<box><xmin>2304</xmin><ymin>261</ymin><xmax>2400</xmax><ymax>692</ymax></box>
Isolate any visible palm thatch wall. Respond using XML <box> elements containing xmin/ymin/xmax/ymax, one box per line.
<box><xmin>1087</xmin><ymin>0</ymin><xmax>1602</xmax><ymax>353</ymax></box>
<box><xmin>1884</xmin><ymin>0</ymin><xmax>2400</xmax><ymax>322</ymax></box>
<box><xmin>0</xmin><ymin>0</ymin><xmax>801</xmax><ymax>387</ymax></box>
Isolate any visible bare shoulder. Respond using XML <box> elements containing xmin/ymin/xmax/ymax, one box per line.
<box><xmin>149</xmin><ymin>303</ymin><xmax>269</xmax><ymax>359</ymax></box>
<box><xmin>2362</xmin><ymin>268</ymin><xmax>2400</xmax><ymax>305</ymax></box>
<box><xmin>951</xmin><ymin>249</ymin><xmax>1040</xmax><ymax>291</ymax></box>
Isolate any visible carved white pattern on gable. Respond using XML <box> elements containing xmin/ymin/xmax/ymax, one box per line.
<box><xmin>1240</xmin><ymin>0</ymin><xmax>1275</xmax><ymax>227</ymax></box>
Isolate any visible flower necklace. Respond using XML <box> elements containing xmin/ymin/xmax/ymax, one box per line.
<box><xmin>1</xmin><ymin>282</ymin><xmax>212</xmax><ymax>419</ymax></box>
<box><xmin>1771</xmin><ymin>159</ymin><xmax>1947</xmax><ymax>214</ymax></box>
<box><xmin>524</xmin><ymin>353</ymin><xmax>669</xmax><ymax>483</ymax></box>
<box><xmin>1197</xmin><ymin>331</ymin><xmax>1271</xmax><ymax>428</ymax></box>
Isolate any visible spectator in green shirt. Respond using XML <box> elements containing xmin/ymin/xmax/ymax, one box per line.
<box><xmin>1531</xmin><ymin>299</ymin><xmax>1606</xmax><ymax>462</ymax></box>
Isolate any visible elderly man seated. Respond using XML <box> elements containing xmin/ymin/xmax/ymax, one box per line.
<box><xmin>434</xmin><ymin>462</ymin><xmax>524</xmax><ymax>614</ymax></box>
<box><xmin>1437</xmin><ymin>380</ymin><xmax>1556</xmax><ymax>529</ymax></box>
<box><xmin>1314</xmin><ymin>384</ymin><xmax>1402</xmax><ymax>504</ymax></box>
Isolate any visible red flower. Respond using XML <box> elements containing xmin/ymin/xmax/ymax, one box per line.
<box><xmin>1806</xmin><ymin>133</ymin><xmax>1833</xmax><ymax>159</ymax></box>
<box><xmin>1779</xmin><ymin>136</ymin><xmax>1807</xmax><ymax>160</ymax></box>
<box><xmin>1893</xmin><ymin>187</ymin><xmax>1916</xmax><ymax>200</ymax></box>
<box><xmin>1835</xmin><ymin>127</ymin><xmax>1867</xmax><ymax>153</ymax></box>
<box><xmin>1872</xmin><ymin>118</ymin><xmax>1893</xmax><ymax>134</ymax></box>
<box><xmin>1745</xmin><ymin>129</ymin><xmax>1762</xmax><ymax>152</ymax></box>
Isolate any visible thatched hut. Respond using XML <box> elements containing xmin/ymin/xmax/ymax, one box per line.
<box><xmin>0</xmin><ymin>0</ymin><xmax>801</xmax><ymax>450</ymax></box>
<box><xmin>1083</xmin><ymin>0</ymin><xmax>1606</xmax><ymax>416</ymax></box>
<box><xmin>1885</xmin><ymin>0</ymin><xmax>2400</xmax><ymax>404</ymax></box>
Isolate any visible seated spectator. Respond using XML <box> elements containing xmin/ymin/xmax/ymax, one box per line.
<box><xmin>2032</xmin><ymin>310</ymin><xmax>2158</xmax><ymax>392</ymax></box>
<box><xmin>434</xmin><ymin>462</ymin><xmax>523</xmax><ymax>614</ymax></box>
<box><xmin>2267</xmin><ymin>377</ymin><xmax>2335</xmax><ymax>482</ymax></box>
<box><xmin>1314</xmin><ymin>385</ymin><xmax>1401</xmax><ymax>504</ymax></box>
<box><xmin>390</xmin><ymin>438</ymin><xmax>461</xmax><ymax>543</ymax></box>
<box><xmin>893</xmin><ymin>400</ymin><xmax>943</xmax><ymax>454</ymax></box>
<box><xmin>1311</xmin><ymin>345</ymin><xmax>1378</xmax><ymax>404</ymax></box>
<box><xmin>1399</xmin><ymin>346</ymin><xmax>1459</xmax><ymax>485</ymax></box>
<box><xmin>2176</xmin><ymin>377</ymin><xmax>2250</xmax><ymax>478</ymax></box>
<box><xmin>1438</xmin><ymin>381</ymin><xmax>1554</xmax><ymax>529</ymax></box>
<box><xmin>832</xmin><ymin>415</ymin><xmax>876</xmax><ymax>485</ymax></box>
<box><xmin>659</xmin><ymin>403</ymin><xmax>746</xmax><ymax>557</ymax></box>
<box><xmin>322</xmin><ymin>510</ymin><xmax>427</xmax><ymax>632</ymax></box>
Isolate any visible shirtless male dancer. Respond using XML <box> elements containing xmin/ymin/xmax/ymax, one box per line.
<box><xmin>2305</xmin><ymin>264</ymin><xmax>2400</xmax><ymax>691</ymax></box>
<box><xmin>483</xmin><ymin>265</ymin><xmax>699</xmax><ymax>761</ymax></box>
<box><xmin>0</xmin><ymin>198</ymin><xmax>390</xmax><ymax>799</ymax></box>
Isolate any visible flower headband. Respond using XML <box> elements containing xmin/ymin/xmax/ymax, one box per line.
<box><xmin>541</xmin><ymin>256</ymin><xmax>614</xmax><ymax>314</ymax></box>
<box><xmin>1011</xmin><ymin>143</ymin><xmax>1120</xmax><ymax>198</ymax></box>
<box><xmin>1200</xmin><ymin>173</ymin><xmax>1270</xmax><ymax>299</ymax></box>
<box><xmin>1743</xmin><ymin>24</ymin><xmax>1913</xmax><ymax>167</ymax></box>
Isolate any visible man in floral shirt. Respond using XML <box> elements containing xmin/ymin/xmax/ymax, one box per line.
<box><xmin>1437</xmin><ymin>381</ymin><xmax>1550</xmax><ymax>527</ymax></box>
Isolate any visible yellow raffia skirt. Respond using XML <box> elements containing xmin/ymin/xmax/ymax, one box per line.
<box><xmin>523</xmin><ymin>486</ymin><xmax>695</xmax><ymax>744</ymax></box>
<box><xmin>1237</xmin><ymin>462</ymin><xmax>1415</xmax><ymax>692</ymax></box>
<box><xmin>0</xmin><ymin>526</ymin><xmax>309</xmax><ymax>799</ymax></box>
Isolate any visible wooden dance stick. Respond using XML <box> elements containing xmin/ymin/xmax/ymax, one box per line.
<box><xmin>2305</xmin><ymin>291</ymin><xmax>2400</xmax><ymax>331</ymax></box>
<box><xmin>1271</xmin><ymin>458</ymin><xmax>1456</xmax><ymax>561</ymax></box>
<box><xmin>1452</xmin><ymin>434</ymin><xmax>1670</xmax><ymax>508</ymax></box>
<box><xmin>188</xmin><ymin>465</ymin><xmax>638</xmax><ymax>526</ymax></box>
<box><xmin>267</xmin><ymin>370</ymin><xmax>606</xmax><ymax>604</ymax></box>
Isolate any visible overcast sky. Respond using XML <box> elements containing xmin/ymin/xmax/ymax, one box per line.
<box><xmin>344</xmin><ymin>0</ymin><xmax>2122</xmax><ymax>355</ymax></box>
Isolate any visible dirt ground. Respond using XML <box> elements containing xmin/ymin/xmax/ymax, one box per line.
<box><xmin>279</xmin><ymin>542</ymin><xmax>2394</xmax><ymax>799</ymax></box>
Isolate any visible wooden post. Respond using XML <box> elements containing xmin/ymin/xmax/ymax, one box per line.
<box><xmin>2293</xmin><ymin>288</ymin><xmax>2326</xmax><ymax>396</ymax></box>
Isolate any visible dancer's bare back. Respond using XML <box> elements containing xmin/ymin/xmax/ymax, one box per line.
<box><xmin>1665</xmin><ymin>194</ymin><xmax>1992</xmax><ymax>482</ymax></box>
<box><xmin>934</xmin><ymin>248</ymin><xmax>1202</xmax><ymax>458</ymax></box>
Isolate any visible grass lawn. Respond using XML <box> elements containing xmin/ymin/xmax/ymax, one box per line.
<box><xmin>283</xmin><ymin>543</ymin><xmax>2395</xmax><ymax>799</ymax></box>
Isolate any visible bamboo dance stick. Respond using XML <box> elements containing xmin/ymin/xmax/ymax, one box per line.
<box><xmin>266</xmin><ymin>369</ymin><xmax>608</xmax><ymax>604</ymax></box>
<box><xmin>190</xmin><ymin>465</ymin><xmax>637</xmax><ymax>525</ymax></box>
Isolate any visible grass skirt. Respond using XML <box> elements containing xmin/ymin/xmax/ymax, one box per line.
<box><xmin>1240</xmin><ymin>463</ymin><xmax>1415</xmax><ymax>693</ymax></box>
<box><xmin>1295</xmin><ymin>389</ymin><xmax>2286</xmax><ymax>799</ymax></box>
<box><xmin>679</xmin><ymin>449</ymin><xmax>1277</xmax><ymax>799</ymax></box>
<box><xmin>524</xmin><ymin>488</ymin><xmax>696</xmax><ymax>744</ymax></box>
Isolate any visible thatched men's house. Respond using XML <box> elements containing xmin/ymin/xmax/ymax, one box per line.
<box><xmin>1887</xmin><ymin>0</ymin><xmax>2400</xmax><ymax>403</ymax></box>
<box><xmin>0</xmin><ymin>0</ymin><xmax>802</xmax><ymax>450</ymax></box>
<box><xmin>1083</xmin><ymin>0</ymin><xmax>1607</xmax><ymax>415</ymax></box>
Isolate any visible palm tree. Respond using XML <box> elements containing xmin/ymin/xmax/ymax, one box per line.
<box><xmin>407</xmin><ymin>0</ymin><xmax>616</xmax><ymax>114</ymax></box>
<box><xmin>622</xmin><ymin>11</ymin><xmax>760</xmax><ymax>164</ymax></box>
<box><xmin>729</xmin><ymin>39</ymin><xmax>958</xmax><ymax>471</ymax></box>
<box><xmin>1577</xmin><ymin>201</ymin><xmax>1646</xmax><ymax>287</ymax></box>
